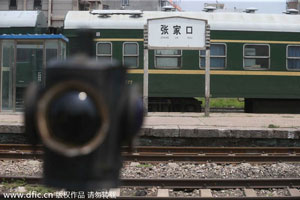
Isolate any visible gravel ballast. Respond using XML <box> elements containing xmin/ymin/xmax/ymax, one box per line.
<box><xmin>0</xmin><ymin>160</ymin><xmax>298</xmax><ymax>197</ymax></box>
<box><xmin>121</xmin><ymin>162</ymin><xmax>300</xmax><ymax>179</ymax></box>
<box><xmin>0</xmin><ymin>160</ymin><xmax>42</xmax><ymax>177</ymax></box>
<box><xmin>0</xmin><ymin>160</ymin><xmax>300</xmax><ymax>197</ymax></box>
<box><xmin>1</xmin><ymin>160</ymin><xmax>300</xmax><ymax>179</ymax></box>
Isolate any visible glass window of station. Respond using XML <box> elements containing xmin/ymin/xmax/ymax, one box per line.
<box><xmin>155</xmin><ymin>49</ymin><xmax>182</xmax><ymax>69</ymax></box>
<box><xmin>0</xmin><ymin>35</ymin><xmax>68</xmax><ymax>112</ymax></box>
<box><xmin>200</xmin><ymin>44</ymin><xmax>226</xmax><ymax>69</ymax></box>
<box><xmin>123</xmin><ymin>42</ymin><xmax>139</xmax><ymax>68</ymax></box>
<box><xmin>96</xmin><ymin>42</ymin><xmax>112</xmax><ymax>63</ymax></box>
<box><xmin>244</xmin><ymin>44</ymin><xmax>270</xmax><ymax>70</ymax></box>
<box><xmin>287</xmin><ymin>45</ymin><xmax>300</xmax><ymax>70</ymax></box>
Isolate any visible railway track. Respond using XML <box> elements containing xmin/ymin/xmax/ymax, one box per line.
<box><xmin>0</xmin><ymin>194</ymin><xmax>299</xmax><ymax>200</ymax></box>
<box><xmin>1</xmin><ymin>144</ymin><xmax>300</xmax><ymax>163</ymax></box>
<box><xmin>116</xmin><ymin>196</ymin><xmax>300</xmax><ymax>200</ymax></box>
<box><xmin>1</xmin><ymin>176</ymin><xmax>300</xmax><ymax>188</ymax></box>
<box><xmin>0</xmin><ymin>176</ymin><xmax>300</xmax><ymax>199</ymax></box>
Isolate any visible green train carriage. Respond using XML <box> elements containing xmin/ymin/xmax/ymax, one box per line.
<box><xmin>64</xmin><ymin>10</ymin><xmax>300</xmax><ymax>113</ymax></box>
<box><xmin>0</xmin><ymin>11</ymin><xmax>47</xmax><ymax>34</ymax></box>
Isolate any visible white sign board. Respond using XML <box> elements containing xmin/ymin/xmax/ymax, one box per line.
<box><xmin>147</xmin><ymin>17</ymin><xmax>207</xmax><ymax>50</ymax></box>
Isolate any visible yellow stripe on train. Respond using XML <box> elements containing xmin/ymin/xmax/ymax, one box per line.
<box><xmin>94</xmin><ymin>38</ymin><xmax>300</xmax><ymax>45</ymax></box>
<box><xmin>127</xmin><ymin>69</ymin><xmax>300</xmax><ymax>76</ymax></box>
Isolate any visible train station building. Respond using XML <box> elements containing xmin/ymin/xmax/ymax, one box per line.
<box><xmin>0</xmin><ymin>11</ymin><xmax>68</xmax><ymax>112</ymax></box>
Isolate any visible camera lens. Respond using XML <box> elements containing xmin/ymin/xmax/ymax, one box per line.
<box><xmin>46</xmin><ymin>90</ymin><xmax>102</xmax><ymax>146</ymax></box>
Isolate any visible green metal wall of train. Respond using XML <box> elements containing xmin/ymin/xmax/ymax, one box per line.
<box><xmin>63</xmin><ymin>10</ymin><xmax>300</xmax><ymax>113</ymax></box>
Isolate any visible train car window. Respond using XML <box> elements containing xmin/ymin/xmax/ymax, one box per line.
<box><xmin>96</xmin><ymin>42</ymin><xmax>112</xmax><ymax>63</ymax></box>
<box><xmin>243</xmin><ymin>44</ymin><xmax>270</xmax><ymax>70</ymax></box>
<box><xmin>9</xmin><ymin>0</ymin><xmax>17</xmax><ymax>10</ymax></box>
<box><xmin>122</xmin><ymin>0</ymin><xmax>129</xmax><ymax>6</ymax></box>
<box><xmin>287</xmin><ymin>45</ymin><xmax>300</xmax><ymax>70</ymax></box>
<box><xmin>199</xmin><ymin>44</ymin><xmax>226</xmax><ymax>69</ymax></box>
<box><xmin>123</xmin><ymin>42</ymin><xmax>139</xmax><ymax>68</ymax></box>
<box><xmin>34</xmin><ymin>0</ymin><xmax>42</xmax><ymax>10</ymax></box>
<box><xmin>155</xmin><ymin>49</ymin><xmax>182</xmax><ymax>69</ymax></box>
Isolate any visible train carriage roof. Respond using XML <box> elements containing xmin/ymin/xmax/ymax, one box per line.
<box><xmin>65</xmin><ymin>11</ymin><xmax>300</xmax><ymax>32</ymax></box>
<box><xmin>0</xmin><ymin>11</ymin><xmax>47</xmax><ymax>28</ymax></box>
<box><xmin>0</xmin><ymin>34</ymin><xmax>69</xmax><ymax>42</ymax></box>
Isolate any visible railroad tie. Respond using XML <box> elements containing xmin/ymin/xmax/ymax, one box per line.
<box><xmin>288</xmin><ymin>188</ymin><xmax>300</xmax><ymax>196</ymax></box>
<box><xmin>157</xmin><ymin>189</ymin><xmax>169</xmax><ymax>197</ymax></box>
<box><xmin>200</xmin><ymin>189</ymin><xmax>212</xmax><ymax>197</ymax></box>
<box><xmin>244</xmin><ymin>189</ymin><xmax>257</xmax><ymax>197</ymax></box>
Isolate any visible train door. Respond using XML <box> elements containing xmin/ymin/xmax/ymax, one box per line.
<box><xmin>16</xmin><ymin>42</ymin><xmax>43</xmax><ymax>110</ymax></box>
<box><xmin>1</xmin><ymin>40</ymin><xmax>14</xmax><ymax>111</ymax></box>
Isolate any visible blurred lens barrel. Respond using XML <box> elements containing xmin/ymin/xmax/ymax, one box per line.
<box><xmin>25</xmin><ymin>56</ymin><xmax>143</xmax><ymax>190</ymax></box>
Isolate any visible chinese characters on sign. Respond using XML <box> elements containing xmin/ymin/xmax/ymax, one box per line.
<box><xmin>186</xmin><ymin>26</ymin><xmax>193</xmax><ymax>34</ymax></box>
<box><xmin>161</xmin><ymin>25</ymin><xmax>193</xmax><ymax>35</ymax></box>
<box><xmin>161</xmin><ymin>25</ymin><xmax>169</xmax><ymax>35</ymax></box>
<box><xmin>173</xmin><ymin>25</ymin><xmax>181</xmax><ymax>35</ymax></box>
<box><xmin>148</xmin><ymin>17</ymin><xmax>207</xmax><ymax>49</ymax></box>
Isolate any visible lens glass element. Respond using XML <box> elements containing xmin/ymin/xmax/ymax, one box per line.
<box><xmin>47</xmin><ymin>90</ymin><xmax>102</xmax><ymax>146</ymax></box>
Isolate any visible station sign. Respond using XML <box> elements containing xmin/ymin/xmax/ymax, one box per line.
<box><xmin>147</xmin><ymin>16</ymin><xmax>207</xmax><ymax>50</ymax></box>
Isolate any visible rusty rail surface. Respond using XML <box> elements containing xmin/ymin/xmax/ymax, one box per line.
<box><xmin>116</xmin><ymin>197</ymin><xmax>300</xmax><ymax>200</ymax></box>
<box><xmin>1</xmin><ymin>176</ymin><xmax>300</xmax><ymax>188</ymax></box>
<box><xmin>0</xmin><ymin>194</ymin><xmax>299</xmax><ymax>200</ymax></box>
<box><xmin>125</xmin><ymin>146</ymin><xmax>300</xmax><ymax>154</ymax></box>
<box><xmin>1</xmin><ymin>144</ymin><xmax>300</xmax><ymax>163</ymax></box>
<box><xmin>0</xmin><ymin>196</ymin><xmax>298</xmax><ymax>200</ymax></box>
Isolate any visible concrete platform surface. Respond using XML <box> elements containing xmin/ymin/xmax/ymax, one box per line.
<box><xmin>141</xmin><ymin>113</ymin><xmax>300</xmax><ymax>139</ymax></box>
<box><xmin>145</xmin><ymin>112</ymin><xmax>300</xmax><ymax>129</ymax></box>
<box><xmin>0</xmin><ymin>112</ymin><xmax>300</xmax><ymax>139</ymax></box>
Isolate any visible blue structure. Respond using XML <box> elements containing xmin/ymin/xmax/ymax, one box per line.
<box><xmin>0</xmin><ymin>34</ymin><xmax>68</xmax><ymax>111</ymax></box>
<box><xmin>0</xmin><ymin>34</ymin><xmax>69</xmax><ymax>41</ymax></box>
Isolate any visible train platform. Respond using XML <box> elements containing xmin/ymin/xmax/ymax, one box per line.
<box><xmin>142</xmin><ymin>112</ymin><xmax>300</xmax><ymax>140</ymax></box>
<box><xmin>0</xmin><ymin>112</ymin><xmax>300</xmax><ymax>142</ymax></box>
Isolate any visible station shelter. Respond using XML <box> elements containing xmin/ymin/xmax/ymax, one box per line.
<box><xmin>0</xmin><ymin>34</ymin><xmax>68</xmax><ymax>112</ymax></box>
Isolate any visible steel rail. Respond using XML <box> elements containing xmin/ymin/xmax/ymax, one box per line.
<box><xmin>1</xmin><ymin>151</ymin><xmax>300</xmax><ymax>163</ymax></box>
<box><xmin>0</xmin><ymin>144</ymin><xmax>43</xmax><ymax>151</ymax></box>
<box><xmin>125</xmin><ymin>146</ymin><xmax>300</xmax><ymax>154</ymax></box>
<box><xmin>1</xmin><ymin>177</ymin><xmax>300</xmax><ymax>199</ymax></box>
<box><xmin>0</xmin><ymin>151</ymin><xmax>43</xmax><ymax>159</ymax></box>
<box><xmin>116</xmin><ymin>197</ymin><xmax>300</xmax><ymax>200</ymax></box>
<box><xmin>0</xmin><ymin>194</ymin><xmax>298</xmax><ymax>200</ymax></box>
<box><xmin>122</xmin><ymin>153</ymin><xmax>300</xmax><ymax>163</ymax></box>
<box><xmin>1</xmin><ymin>176</ymin><xmax>300</xmax><ymax>189</ymax></box>
<box><xmin>1</xmin><ymin>144</ymin><xmax>300</xmax><ymax>154</ymax></box>
<box><xmin>120</xmin><ymin>178</ymin><xmax>300</xmax><ymax>189</ymax></box>
<box><xmin>1</xmin><ymin>145</ymin><xmax>300</xmax><ymax>162</ymax></box>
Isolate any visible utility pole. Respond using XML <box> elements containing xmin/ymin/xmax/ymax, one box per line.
<box><xmin>23</xmin><ymin>0</ymin><xmax>27</xmax><ymax>10</ymax></box>
<box><xmin>48</xmin><ymin>0</ymin><xmax>52</xmax><ymax>27</ymax></box>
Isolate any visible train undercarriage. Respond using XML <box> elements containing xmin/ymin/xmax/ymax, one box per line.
<box><xmin>148</xmin><ymin>98</ymin><xmax>300</xmax><ymax>114</ymax></box>
<box><xmin>148</xmin><ymin>97</ymin><xmax>202</xmax><ymax>112</ymax></box>
<box><xmin>245</xmin><ymin>98</ymin><xmax>300</xmax><ymax>114</ymax></box>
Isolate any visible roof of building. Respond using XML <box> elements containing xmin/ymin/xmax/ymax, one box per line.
<box><xmin>0</xmin><ymin>34</ymin><xmax>69</xmax><ymax>42</ymax></box>
<box><xmin>64</xmin><ymin>10</ymin><xmax>300</xmax><ymax>32</ymax></box>
<box><xmin>0</xmin><ymin>11</ymin><xmax>47</xmax><ymax>28</ymax></box>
